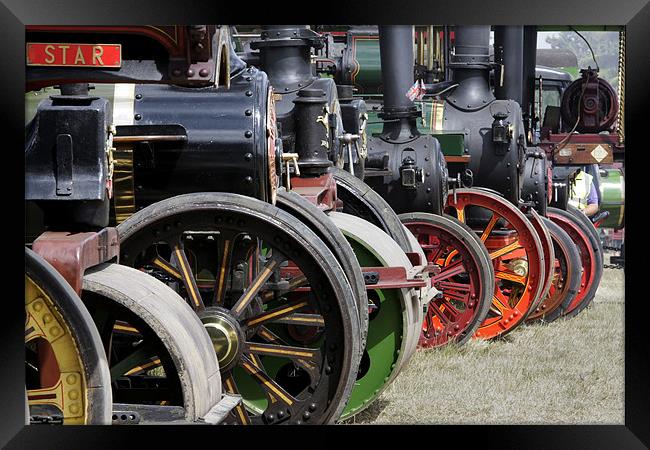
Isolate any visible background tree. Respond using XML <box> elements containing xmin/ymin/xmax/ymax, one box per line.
<box><xmin>545</xmin><ymin>31</ymin><xmax>620</xmax><ymax>92</ymax></box>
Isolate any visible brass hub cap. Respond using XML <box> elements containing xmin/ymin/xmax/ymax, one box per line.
<box><xmin>199</xmin><ymin>307</ymin><xmax>244</xmax><ymax>372</ymax></box>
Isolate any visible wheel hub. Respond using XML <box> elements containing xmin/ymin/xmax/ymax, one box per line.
<box><xmin>199</xmin><ymin>307</ymin><xmax>245</xmax><ymax>372</ymax></box>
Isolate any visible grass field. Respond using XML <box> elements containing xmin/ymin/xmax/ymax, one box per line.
<box><xmin>345</xmin><ymin>266</ymin><xmax>625</xmax><ymax>425</ymax></box>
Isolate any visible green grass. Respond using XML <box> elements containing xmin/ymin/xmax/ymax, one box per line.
<box><xmin>344</xmin><ymin>267</ymin><xmax>624</xmax><ymax>425</ymax></box>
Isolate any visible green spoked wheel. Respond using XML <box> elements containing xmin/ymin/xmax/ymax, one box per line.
<box><xmin>275</xmin><ymin>188</ymin><xmax>369</xmax><ymax>353</ymax></box>
<box><xmin>117</xmin><ymin>193</ymin><xmax>361</xmax><ymax>425</ymax></box>
<box><xmin>25</xmin><ymin>247</ymin><xmax>112</xmax><ymax>425</ymax></box>
<box><xmin>328</xmin><ymin>212</ymin><xmax>423</xmax><ymax>421</ymax></box>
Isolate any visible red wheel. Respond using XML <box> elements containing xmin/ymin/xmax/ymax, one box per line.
<box><xmin>526</xmin><ymin>209</ymin><xmax>555</xmax><ymax>312</ymax></box>
<box><xmin>445</xmin><ymin>189</ymin><xmax>545</xmax><ymax>340</ymax></box>
<box><xmin>526</xmin><ymin>217</ymin><xmax>582</xmax><ymax>323</ymax></box>
<box><xmin>400</xmin><ymin>213</ymin><xmax>493</xmax><ymax>348</ymax></box>
<box><xmin>547</xmin><ymin>207</ymin><xmax>598</xmax><ymax>317</ymax></box>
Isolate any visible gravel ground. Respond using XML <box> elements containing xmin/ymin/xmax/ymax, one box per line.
<box><xmin>345</xmin><ymin>266</ymin><xmax>624</xmax><ymax>425</ymax></box>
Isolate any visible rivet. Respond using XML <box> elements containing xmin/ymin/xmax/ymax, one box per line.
<box><xmin>66</xmin><ymin>374</ymin><xmax>77</xmax><ymax>384</ymax></box>
<box><xmin>245</xmin><ymin>109</ymin><xmax>253</xmax><ymax>116</ymax></box>
<box><xmin>245</xmin><ymin>130</ymin><xmax>253</xmax><ymax>138</ymax></box>
<box><xmin>135</xmin><ymin>93</ymin><xmax>142</xmax><ymax>100</ymax></box>
<box><xmin>309</xmin><ymin>403</ymin><xmax>317</xmax><ymax>411</ymax></box>
<box><xmin>303</xmin><ymin>411</ymin><xmax>311</xmax><ymax>420</ymax></box>
<box><xmin>244</xmin><ymin>176</ymin><xmax>253</xmax><ymax>184</ymax></box>
<box><xmin>50</xmin><ymin>327</ymin><xmax>60</xmax><ymax>336</ymax></box>
<box><xmin>246</xmin><ymin>76</ymin><xmax>252</xmax><ymax>82</ymax></box>
<box><xmin>134</xmin><ymin>114</ymin><xmax>142</xmax><ymax>121</ymax></box>
<box><xmin>69</xmin><ymin>390</ymin><xmax>79</xmax><ymax>400</ymax></box>
<box><xmin>199</xmin><ymin>68</ymin><xmax>210</xmax><ymax>77</ymax></box>
<box><xmin>246</xmin><ymin>90</ymin><xmax>253</xmax><ymax>97</ymax></box>
<box><xmin>244</xmin><ymin>153</ymin><xmax>253</xmax><ymax>161</ymax></box>
<box><xmin>33</xmin><ymin>301</ymin><xmax>43</xmax><ymax>312</ymax></box>
<box><xmin>69</xmin><ymin>404</ymin><xmax>80</xmax><ymax>415</ymax></box>
<box><xmin>43</xmin><ymin>314</ymin><xmax>53</xmax><ymax>324</ymax></box>
<box><xmin>186</xmin><ymin>69</ymin><xmax>195</xmax><ymax>77</ymax></box>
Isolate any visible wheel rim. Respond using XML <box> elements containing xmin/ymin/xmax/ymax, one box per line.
<box><xmin>25</xmin><ymin>248</ymin><xmax>111</xmax><ymax>425</ymax></box>
<box><xmin>445</xmin><ymin>189</ymin><xmax>545</xmax><ymax>339</ymax></box>
<box><xmin>118</xmin><ymin>194</ymin><xmax>358</xmax><ymax>424</ymax></box>
<box><xmin>527</xmin><ymin>210</ymin><xmax>555</xmax><ymax>312</ymax></box>
<box><xmin>401</xmin><ymin>215</ymin><xmax>491</xmax><ymax>348</ymax></box>
<box><xmin>526</xmin><ymin>219</ymin><xmax>578</xmax><ymax>323</ymax></box>
<box><xmin>547</xmin><ymin>210</ymin><xmax>597</xmax><ymax>316</ymax></box>
<box><xmin>328</xmin><ymin>211</ymin><xmax>419</xmax><ymax>421</ymax></box>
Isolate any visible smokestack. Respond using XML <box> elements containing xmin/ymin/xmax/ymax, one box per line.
<box><xmin>447</xmin><ymin>26</ymin><xmax>495</xmax><ymax>111</ymax></box>
<box><xmin>494</xmin><ymin>26</ymin><xmax>524</xmax><ymax>104</ymax></box>
<box><xmin>378</xmin><ymin>25</ymin><xmax>419</xmax><ymax>140</ymax></box>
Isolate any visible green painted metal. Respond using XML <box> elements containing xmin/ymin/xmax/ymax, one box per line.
<box><xmin>599</xmin><ymin>167</ymin><xmax>625</xmax><ymax>229</ymax></box>
<box><xmin>350</xmin><ymin>35</ymin><xmax>383</xmax><ymax>95</ymax></box>
<box><xmin>339</xmin><ymin>237</ymin><xmax>402</xmax><ymax>420</ymax></box>
<box><xmin>366</xmin><ymin>107</ymin><xmax>466</xmax><ymax>156</ymax></box>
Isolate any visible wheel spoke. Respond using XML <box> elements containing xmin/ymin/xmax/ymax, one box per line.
<box><xmin>428</xmin><ymin>301</ymin><xmax>451</xmax><ymax>325</ymax></box>
<box><xmin>495</xmin><ymin>270</ymin><xmax>527</xmax><ymax>286</ymax></box>
<box><xmin>438</xmin><ymin>297</ymin><xmax>461</xmax><ymax>320</ymax></box>
<box><xmin>240</xmin><ymin>355</ymin><xmax>297</xmax><ymax>407</ymax></box>
<box><xmin>271</xmin><ymin>313</ymin><xmax>325</xmax><ymax>327</ymax></box>
<box><xmin>222</xmin><ymin>372</ymin><xmax>251</xmax><ymax>425</ymax></box>
<box><xmin>109</xmin><ymin>340</ymin><xmax>157</xmax><ymax>381</ymax></box>
<box><xmin>213</xmin><ymin>237</ymin><xmax>234</xmax><ymax>306</ymax></box>
<box><xmin>256</xmin><ymin>326</ymin><xmax>319</xmax><ymax>375</ymax></box>
<box><xmin>491</xmin><ymin>292</ymin><xmax>511</xmax><ymax>316</ymax></box>
<box><xmin>261</xmin><ymin>274</ymin><xmax>308</xmax><ymax>302</ymax></box>
<box><xmin>231</xmin><ymin>257</ymin><xmax>281</xmax><ymax>318</ymax></box>
<box><xmin>151</xmin><ymin>255</ymin><xmax>182</xmax><ymax>281</ymax></box>
<box><xmin>244</xmin><ymin>299</ymin><xmax>310</xmax><ymax>328</ymax></box>
<box><xmin>479</xmin><ymin>212</ymin><xmax>501</xmax><ymax>242</ymax></box>
<box><xmin>172</xmin><ymin>243</ymin><xmax>205</xmax><ymax>311</ymax></box>
<box><xmin>123</xmin><ymin>357</ymin><xmax>162</xmax><ymax>377</ymax></box>
<box><xmin>245</xmin><ymin>342</ymin><xmax>321</xmax><ymax>362</ymax></box>
<box><xmin>430</xmin><ymin>260</ymin><xmax>466</xmax><ymax>284</ymax></box>
<box><xmin>489</xmin><ymin>240</ymin><xmax>522</xmax><ymax>260</ymax></box>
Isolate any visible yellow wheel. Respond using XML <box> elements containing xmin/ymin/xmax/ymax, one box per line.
<box><xmin>25</xmin><ymin>247</ymin><xmax>112</xmax><ymax>424</ymax></box>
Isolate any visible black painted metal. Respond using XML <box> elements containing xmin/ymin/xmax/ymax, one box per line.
<box><xmin>521</xmin><ymin>150</ymin><xmax>549</xmax><ymax>215</ymax></box>
<box><xmin>293</xmin><ymin>88</ymin><xmax>333</xmax><ymax>175</ymax></box>
<box><xmin>130</xmin><ymin>66</ymin><xmax>273</xmax><ymax>207</ymax></box>
<box><xmin>362</xmin><ymin>25</ymin><xmax>448</xmax><ymax>215</ymax></box>
<box><xmin>494</xmin><ymin>26</ymin><xmax>524</xmax><ymax>105</ymax></box>
<box><xmin>443</xmin><ymin>26</ymin><xmax>527</xmax><ymax>206</ymax></box>
<box><xmin>25</xmin><ymin>87</ymin><xmax>110</xmax><ymax>227</ymax></box>
<box><xmin>522</xmin><ymin>26</ymin><xmax>538</xmax><ymax>139</ymax></box>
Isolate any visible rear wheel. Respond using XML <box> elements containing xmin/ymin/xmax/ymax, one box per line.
<box><xmin>526</xmin><ymin>218</ymin><xmax>581</xmax><ymax>323</ymax></box>
<box><xmin>328</xmin><ymin>212</ymin><xmax>422</xmax><ymax>420</ymax></box>
<box><xmin>118</xmin><ymin>193</ymin><xmax>361</xmax><ymax>424</ymax></box>
<box><xmin>547</xmin><ymin>207</ymin><xmax>602</xmax><ymax>318</ymax></box>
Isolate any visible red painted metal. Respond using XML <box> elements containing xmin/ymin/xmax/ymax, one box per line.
<box><xmin>446</xmin><ymin>189</ymin><xmax>545</xmax><ymax>340</ymax></box>
<box><xmin>27</xmin><ymin>43</ymin><xmax>122</xmax><ymax>68</ymax></box>
<box><xmin>547</xmin><ymin>210</ymin><xmax>596</xmax><ymax>315</ymax></box>
<box><xmin>290</xmin><ymin>172</ymin><xmax>338</xmax><ymax>211</ymax></box>
<box><xmin>404</xmin><ymin>220</ymin><xmax>487</xmax><ymax>348</ymax></box>
<box><xmin>527</xmin><ymin>211</ymin><xmax>555</xmax><ymax>312</ymax></box>
<box><xmin>31</xmin><ymin>228</ymin><xmax>119</xmax><ymax>294</ymax></box>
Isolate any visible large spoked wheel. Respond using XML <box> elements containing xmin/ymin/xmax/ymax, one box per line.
<box><xmin>445</xmin><ymin>189</ymin><xmax>545</xmax><ymax>340</ymax></box>
<box><xmin>331</xmin><ymin>167</ymin><xmax>411</xmax><ymax>252</ymax></box>
<box><xmin>547</xmin><ymin>207</ymin><xmax>602</xmax><ymax>319</ymax></box>
<box><xmin>399</xmin><ymin>212</ymin><xmax>493</xmax><ymax>348</ymax></box>
<box><xmin>118</xmin><ymin>193</ymin><xmax>360</xmax><ymax>425</ymax></box>
<box><xmin>527</xmin><ymin>209</ymin><xmax>555</xmax><ymax>311</ymax></box>
<box><xmin>328</xmin><ymin>212</ymin><xmax>422</xmax><ymax>421</ymax></box>
<box><xmin>82</xmin><ymin>263</ymin><xmax>223</xmax><ymax>423</ymax></box>
<box><xmin>276</xmin><ymin>188</ymin><xmax>369</xmax><ymax>353</ymax></box>
<box><xmin>25</xmin><ymin>247</ymin><xmax>112</xmax><ymax>424</ymax></box>
<box><xmin>526</xmin><ymin>217</ymin><xmax>582</xmax><ymax>323</ymax></box>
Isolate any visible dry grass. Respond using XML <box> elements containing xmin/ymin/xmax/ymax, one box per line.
<box><xmin>345</xmin><ymin>267</ymin><xmax>624</xmax><ymax>425</ymax></box>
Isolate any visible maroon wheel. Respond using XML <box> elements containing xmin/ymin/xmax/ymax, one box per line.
<box><xmin>547</xmin><ymin>207</ymin><xmax>598</xmax><ymax>317</ymax></box>
<box><xmin>526</xmin><ymin>217</ymin><xmax>582</xmax><ymax>323</ymax></box>
<box><xmin>400</xmin><ymin>213</ymin><xmax>493</xmax><ymax>348</ymax></box>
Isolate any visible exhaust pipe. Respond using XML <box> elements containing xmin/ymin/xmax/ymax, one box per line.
<box><xmin>494</xmin><ymin>26</ymin><xmax>524</xmax><ymax>104</ymax></box>
<box><xmin>378</xmin><ymin>25</ymin><xmax>419</xmax><ymax>141</ymax></box>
